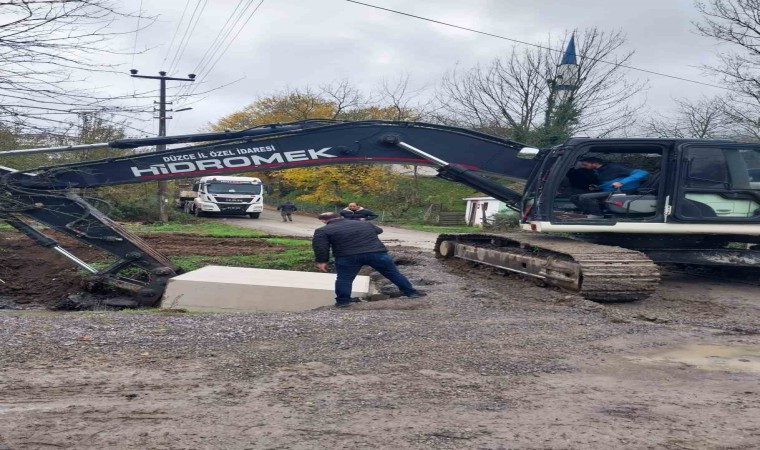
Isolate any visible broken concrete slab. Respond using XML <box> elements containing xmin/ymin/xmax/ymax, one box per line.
<box><xmin>160</xmin><ymin>265</ymin><xmax>370</xmax><ymax>312</ymax></box>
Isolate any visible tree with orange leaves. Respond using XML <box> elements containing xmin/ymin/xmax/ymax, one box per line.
<box><xmin>208</xmin><ymin>81</ymin><xmax>426</xmax><ymax>204</ymax></box>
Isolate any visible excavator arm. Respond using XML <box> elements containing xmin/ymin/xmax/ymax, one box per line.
<box><xmin>0</xmin><ymin>120</ymin><xmax>538</xmax><ymax>306</ymax></box>
<box><xmin>8</xmin><ymin>120</ymin><xmax>535</xmax><ymax>193</ymax></box>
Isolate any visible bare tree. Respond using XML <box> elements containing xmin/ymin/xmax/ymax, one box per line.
<box><xmin>695</xmin><ymin>0</ymin><xmax>760</xmax><ymax>101</ymax></box>
<box><xmin>319</xmin><ymin>79</ymin><xmax>365</xmax><ymax>119</ymax></box>
<box><xmin>0</xmin><ymin>0</ymin><xmax>154</xmax><ymax>137</ymax></box>
<box><xmin>437</xmin><ymin>28</ymin><xmax>646</xmax><ymax>145</ymax></box>
<box><xmin>643</xmin><ymin>96</ymin><xmax>737</xmax><ymax>138</ymax></box>
<box><xmin>374</xmin><ymin>74</ymin><xmax>431</xmax><ymax>121</ymax></box>
<box><xmin>694</xmin><ymin>0</ymin><xmax>760</xmax><ymax>140</ymax></box>
<box><xmin>0</xmin><ymin>111</ymin><xmax>128</xmax><ymax>170</ymax></box>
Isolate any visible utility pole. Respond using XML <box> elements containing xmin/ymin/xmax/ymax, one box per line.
<box><xmin>130</xmin><ymin>69</ymin><xmax>195</xmax><ymax>222</ymax></box>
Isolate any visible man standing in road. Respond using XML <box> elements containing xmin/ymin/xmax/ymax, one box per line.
<box><xmin>340</xmin><ymin>202</ymin><xmax>378</xmax><ymax>221</ymax></box>
<box><xmin>277</xmin><ymin>200</ymin><xmax>297</xmax><ymax>222</ymax></box>
<box><xmin>312</xmin><ymin>212</ymin><xmax>425</xmax><ymax>308</ymax></box>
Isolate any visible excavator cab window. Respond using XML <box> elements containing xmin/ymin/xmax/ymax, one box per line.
<box><xmin>676</xmin><ymin>144</ymin><xmax>760</xmax><ymax>221</ymax></box>
<box><xmin>551</xmin><ymin>146</ymin><xmax>664</xmax><ymax>221</ymax></box>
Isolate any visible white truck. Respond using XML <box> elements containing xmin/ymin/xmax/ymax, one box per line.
<box><xmin>178</xmin><ymin>176</ymin><xmax>264</xmax><ymax>218</ymax></box>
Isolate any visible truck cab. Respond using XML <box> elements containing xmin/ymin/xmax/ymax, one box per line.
<box><xmin>180</xmin><ymin>176</ymin><xmax>264</xmax><ymax>219</ymax></box>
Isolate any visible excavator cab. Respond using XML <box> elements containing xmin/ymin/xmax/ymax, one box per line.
<box><xmin>522</xmin><ymin>139</ymin><xmax>760</xmax><ymax>228</ymax></box>
<box><xmin>522</xmin><ymin>140</ymin><xmax>667</xmax><ymax>224</ymax></box>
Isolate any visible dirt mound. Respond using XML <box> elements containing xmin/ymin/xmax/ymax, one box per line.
<box><xmin>139</xmin><ymin>233</ymin><xmax>283</xmax><ymax>256</ymax></box>
<box><xmin>0</xmin><ymin>231</ymin><xmax>101</xmax><ymax>306</ymax></box>
<box><xmin>0</xmin><ymin>230</ymin><xmax>285</xmax><ymax>307</ymax></box>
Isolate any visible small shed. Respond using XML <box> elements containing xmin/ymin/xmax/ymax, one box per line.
<box><xmin>463</xmin><ymin>196</ymin><xmax>510</xmax><ymax>227</ymax></box>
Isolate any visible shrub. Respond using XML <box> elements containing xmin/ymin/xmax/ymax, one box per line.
<box><xmin>483</xmin><ymin>209</ymin><xmax>521</xmax><ymax>231</ymax></box>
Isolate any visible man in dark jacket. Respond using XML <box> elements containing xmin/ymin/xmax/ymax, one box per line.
<box><xmin>277</xmin><ymin>201</ymin><xmax>297</xmax><ymax>222</ymax></box>
<box><xmin>572</xmin><ymin>157</ymin><xmax>649</xmax><ymax>217</ymax></box>
<box><xmin>312</xmin><ymin>212</ymin><xmax>425</xmax><ymax>307</ymax></box>
<box><xmin>340</xmin><ymin>203</ymin><xmax>378</xmax><ymax>221</ymax></box>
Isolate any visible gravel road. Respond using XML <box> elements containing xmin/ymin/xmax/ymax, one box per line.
<box><xmin>222</xmin><ymin>210</ymin><xmax>440</xmax><ymax>249</ymax></box>
<box><xmin>2</xmin><ymin>249</ymin><xmax>760</xmax><ymax>449</ymax></box>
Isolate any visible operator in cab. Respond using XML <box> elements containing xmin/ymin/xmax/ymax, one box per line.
<box><xmin>572</xmin><ymin>156</ymin><xmax>649</xmax><ymax>217</ymax></box>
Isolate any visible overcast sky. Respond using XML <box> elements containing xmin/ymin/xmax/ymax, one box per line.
<box><xmin>108</xmin><ymin>0</ymin><xmax>726</xmax><ymax>136</ymax></box>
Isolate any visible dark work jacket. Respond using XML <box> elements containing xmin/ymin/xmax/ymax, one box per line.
<box><xmin>277</xmin><ymin>203</ymin><xmax>297</xmax><ymax>213</ymax></box>
<box><xmin>339</xmin><ymin>207</ymin><xmax>378</xmax><ymax>221</ymax></box>
<box><xmin>312</xmin><ymin>219</ymin><xmax>387</xmax><ymax>263</ymax></box>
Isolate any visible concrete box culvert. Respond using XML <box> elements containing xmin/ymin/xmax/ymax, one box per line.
<box><xmin>161</xmin><ymin>266</ymin><xmax>370</xmax><ymax>312</ymax></box>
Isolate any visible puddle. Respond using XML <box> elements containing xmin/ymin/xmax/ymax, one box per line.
<box><xmin>634</xmin><ymin>344</ymin><xmax>760</xmax><ymax>373</ymax></box>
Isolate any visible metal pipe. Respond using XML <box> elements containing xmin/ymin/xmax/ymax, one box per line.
<box><xmin>52</xmin><ymin>246</ymin><xmax>98</xmax><ymax>274</ymax></box>
<box><xmin>396</xmin><ymin>141</ymin><xmax>449</xmax><ymax>168</ymax></box>
<box><xmin>0</xmin><ymin>142</ymin><xmax>111</xmax><ymax>156</ymax></box>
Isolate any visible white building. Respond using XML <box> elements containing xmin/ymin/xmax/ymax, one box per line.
<box><xmin>388</xmin><ymin>164</ymin><xmax>438</xmax><ymax>177</ymax></box>
<box><xmin>463</xmin><ymin>196</ymin><xmax>513</xmax><ymax>227</ymax></box>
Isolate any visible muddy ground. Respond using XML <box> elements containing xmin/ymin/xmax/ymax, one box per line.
<box><xmin>1</xmin><ymin>233</ymin><xmax>760</xmax><ymax>449</ymax></box>
<box><xmin>0</xmin><ymin>231</ymin><xmax>284</xmax><ymax>306</ymax></box>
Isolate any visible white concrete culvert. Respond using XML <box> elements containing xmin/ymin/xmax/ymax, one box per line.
<box><xmin>161</xmin><ymin>266</ymin><xmax>371</xmax><ymax>312</ymax></box>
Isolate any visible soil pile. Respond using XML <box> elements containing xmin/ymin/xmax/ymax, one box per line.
<box><xmin>139</xmin><ymin>232</ymin><xmax>284</xmax><ymax>256</ymax></box>
<box><xmin>0</xmin><ymin>230</ymin><xmax>284</xmax><ymax>307</ymax></box>
<box><xmin>0</xmin><ymin>231</ymin><xmax>100</xmax><ymax>306</ymax></box>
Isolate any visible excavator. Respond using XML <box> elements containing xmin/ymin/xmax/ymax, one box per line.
<box><xmin>2</xmin><ymin>119</ymin><xmax>760</xmax><ymax>306</ymax></box>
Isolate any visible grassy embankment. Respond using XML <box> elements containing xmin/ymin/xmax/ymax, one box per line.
<box><xmin>7</xmin><ymin>219</ymin><xmax>476</xmax><ymax>276</ymax></box>
<box><xmin>277</xmin><ymin>176</ymin><xmax>487</xmax><ymax>232</ymax></box>
<box><xmin>128</xmin><ymin>222</ymin><xmax>315</xmax><ymax>272</ymax></box>
<box><xmin>128</xmin><ymin>221</ymin><xmax>479</xmax><ymax>271</ymax></box>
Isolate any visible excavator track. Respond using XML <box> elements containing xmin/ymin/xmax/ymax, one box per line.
<box><xmin>435</xmin><ymin>233</ymin><xmax>660</xmax><ymax>302</ymax></box>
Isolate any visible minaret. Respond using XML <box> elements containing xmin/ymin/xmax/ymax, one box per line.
<box><xmin>556</xmin><ymin>34</ymin><xmax>579</xmax><ymax>102</ymax></box>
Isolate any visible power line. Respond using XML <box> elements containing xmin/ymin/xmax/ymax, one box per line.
<box><xmin>163</xmin><ymin>0</ymin><xmax>192</xmax><ymax>66</ymax></box>
<box><xmin>168</xmin><ymin>0</ymin><xmax>209</xmax><ymax>75</ymax></box>
<box><xmin>130</xmin><ymin>0</ymin><xmax>144</xmax><ymax>69</ymax></box>
<box><xmin>345</xmin><ymin>0</ymin><xmax>734</xmax><ymax>93</ymax></box>
<box><xmin>173</xmin><ymin>0</ymin><xmax>255</xmax><ymax>101</ymax></box>
<box><xmin>192</xmin><ymin>0</ymin><xmax>254</xmax><ymax>76</ymax></box>
<box><xmin>182</xmin><ymin>0</ymin><xmax>265</xmax><ymax>100</ymax></box>
<box><xmin>130</xmin><ymin>0</ymin><xmax>144</xmax><ymax>95</ymax></box>
<box><xmin>166</xmin><ymin>0</ymin><xmax>201</xmax><ymax>71</ymax></box>
<box><xmin>169</xmin><ymin>0</ymin><xmax>209</xmax><ymax>74</ymax></box>
<box><xmin>201</xmin><ymin>1</ymin><xmax>265</xmax><ymax>81</ymax></box>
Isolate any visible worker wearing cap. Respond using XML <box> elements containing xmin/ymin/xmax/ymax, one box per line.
<box><xmin>312</xmin><ymin>212</ymin><xmax>425</xmax><ymax>308</ymax></box>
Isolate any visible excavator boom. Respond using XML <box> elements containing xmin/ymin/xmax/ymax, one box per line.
<box><xmin>8</xmin><ymin>120</ymin><xmax>535</xmax><ymax>191</ymax></box>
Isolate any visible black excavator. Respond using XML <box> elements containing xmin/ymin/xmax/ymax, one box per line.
<box><xmin>2</xmin><ymin>119</ymin><xmax>760</xmax><ymax>306</ymax></box>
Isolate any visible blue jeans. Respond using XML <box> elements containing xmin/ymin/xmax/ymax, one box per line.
<box><xmin>334</xmin><ymin>251</ymin><xmax>416</xmax><ymax>304</ymax></box>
